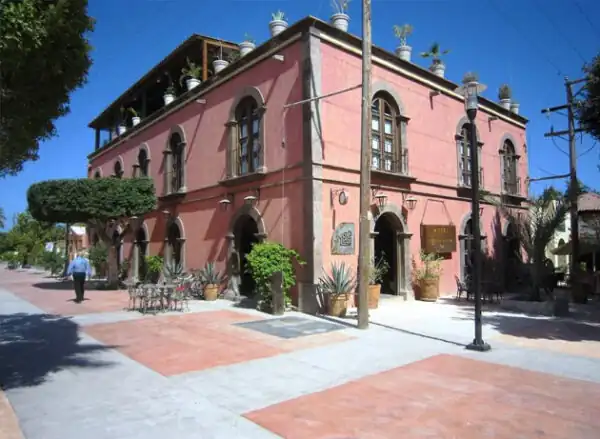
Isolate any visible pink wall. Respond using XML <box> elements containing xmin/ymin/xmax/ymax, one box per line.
<box><xmin>318</xmin><ymin>41</ymin><xmax>528</xmax><ymax>295</ymax></box>
<box><xmin>90</xmin><ymin>41</ymin><xmax>307</xmax><ymax>274</ymax></box>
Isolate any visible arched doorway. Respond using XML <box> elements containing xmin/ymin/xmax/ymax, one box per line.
<box><xmin>374</xmin><ymin>212</ymin><xmax>408</xmax><ymax>295</ymax></box>
<box><xmin>112</xmin><ymin>230</ymin><xmax>122</xmax><ymax>268</ymax></box>
<box><xmin>134</xmin><ymin>226</ymin><xmax>148</xmax><ymax>281</ymax></box>
<box><xmin>233</xmin><ymin>214</ymin><xmax>259</xmax><ymax>295</ymax></box>
<box><xmin>167</xmin><ymin>221</ymin><xmax>183</xmax><ymax>267</ymax></box>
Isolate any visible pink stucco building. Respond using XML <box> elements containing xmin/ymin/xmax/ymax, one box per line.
<box><xmin>87</xmin><ymin>17</ymin><xmax>529</xmax><ymax>310</ymax></box>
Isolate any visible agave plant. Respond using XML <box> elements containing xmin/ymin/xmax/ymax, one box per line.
<box><xmin>420</xmin><ymin>42</ymin><xmax>450</xmax><ymax>65</ymax></box>
<box><xmin>500</xmin><ymin>187</ymin><xmax>570</xmax><ymax>301</ymax></box>
<box><xmin>272</xmin><ymin>10</ymin><xmax>286</xmax><ymax>21</ymax></box>
<box><xmin>331</xmin><ymin>0</ymin><xmax>350</xmax><ymax>14</ymax></box>
<box><xmin>179</xmin><ymin>57</ymin><xmax>202</xmax><ymax>84</ymax></box>
<box><xmin>197</xmin><ymin>262</ymin><xmax>225</xmax><ymax>286</ymax></box>
<box><xmin>319</xmin><ymin>261</ymin><xmax>356</xmax><ymax>297</ymax></box>
<box><xmin>163</xmin><ymin>261</ymin><xmax>184</xmax><ymax>282</ymax></box>
<box><xmin>462</xmin><ymin>71</ymin><xmax>479</xmax><ymax>84</ymax></box>
<box><xmin>393</xmin><ymin>24</ymin><xmax>413</xmax><ymax>46</ymax></box>
<box><xmin>498</xmin><ymin>84</ymin><xmax>512</xmax><ymax>100</ymax></box>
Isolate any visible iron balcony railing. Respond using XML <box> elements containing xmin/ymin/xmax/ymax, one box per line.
<box><xmin>163</xmin><ymin>170</ymin><xmax>184</xmax><ymax>195</ymax></box>
<box><xmin>371</xmin><ymin>148</ymin><xmax>409</xmax><ymax>175</ymax></box>
<box><xmin>503</xmin><ymin>176</ymin><xmax>521</xmax><ymax>196</ymax></box>
<box><xmin>459</xmin><ymin>167</ymin><xmax>484</xmax><ymax>189</ymax></box>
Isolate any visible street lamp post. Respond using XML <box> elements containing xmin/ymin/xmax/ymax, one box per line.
<box><xmin>457</xmin><ymin>79</ymin><xmax>491</xmax><ymax>352</ymax></box>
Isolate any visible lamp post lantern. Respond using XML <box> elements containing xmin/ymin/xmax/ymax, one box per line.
<box><xmin>456</xmin><ymin>79</ymin><xmax>491</xmax><ymax>352</ymax></box>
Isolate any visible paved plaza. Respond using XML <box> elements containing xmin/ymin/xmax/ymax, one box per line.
<box><xmin>1</xmin><ymin>268</ymin><xmax>600</xmax><ymax>438</ymax></box>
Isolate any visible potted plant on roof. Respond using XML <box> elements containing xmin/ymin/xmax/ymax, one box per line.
<box><xmin>319</xmin><ymin>261</ymin><xmax>356</xmax><ymax>317</ymax></box>
<box><xmin>179</xmin><ymin>57</ymin><xmax>202</xmax><ymax>91</ymax></box>
<box><xmin>240</xmin><ymin>33</ymin><xmax>256</xmax><ymax>56</ymax></box>
<box><xmin>462</xmin><ymin>71</ymin><xmax>479</xmax><ymax>85</ymax></box>
<box><xmin>420</xmin><ymin>42</ymin><xmax>450</xmax><ymax>78</ymax></box>
<box><xmin>498</xmin><ymin>84</ymin><xmax>512</xmax><ymax>110</ymax></box>
<box><xmin>269</xmin><ymin>10</ymin><xmax>288</xmax><ymax>37</ymax></box>
<box><xmin>412</xmin><ymin>250</ymin><xmax>444</xmax><ymax>302</ymax></box>
<box><xmin>117</xmin><ymin>107</ymin><xmax>127</xmax><ymax>135</ymax></box>
<box><xmin>330</xmin><ymin>0</ymin><xmax>350</xmax><ymax>32</ymax></box>
<box><xmin>510</xmin><ymin>100</ymin><xmax>520</xmax><ymax>114</ymax></box>
<box><xmin>366</xmin><ymin>255</ymin><xmax>389</xmax><ymax>309</ymax></box>
<box><xmin>163</xmin><ymin>74</ymin><xmax>176</xmax><ymax>106</ymax></box>
<box><xmin>212</xmin><ymin>43</ymin><xmax>229</xmax><ymax>74</ymax></box>
<box><xmin>393</xmin><ymin>24</ymin><xmax>413</xmax><ymax>62</ymax></box>
<box><xmin>198</xmin><ymin>261</ymin><xmax>225</xmax><ymax>301</ymax></box>
<box><xmin>128</xmin><ymin>107</ymin><xmax>141</xmax><ymax>126</ymax></box>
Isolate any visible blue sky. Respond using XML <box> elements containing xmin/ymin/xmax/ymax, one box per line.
<box><xmin>1</xmin><ymin>0</ymin><xmax>599</xmax><ymax>229</ymax></box>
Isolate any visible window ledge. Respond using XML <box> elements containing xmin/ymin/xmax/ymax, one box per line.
<box><xmin>219</xmin><ymin>170</ymin><xmax>267</xmax><ymax>187</ymax></box>
<box><xmin>371</xmin><ymin>169</ymin><xmax>416</xmax><ymax>182</ymax></box>
<box><xmin>159</xmin><ymin>190</ymin><xmax>186</xmax><ymax>202</ymax></box>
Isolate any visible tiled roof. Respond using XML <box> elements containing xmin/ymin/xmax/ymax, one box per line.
<box><xmin>578</xmin><ymin>192</ymin><xmax>600</xmax><ymax>212</ymax></box>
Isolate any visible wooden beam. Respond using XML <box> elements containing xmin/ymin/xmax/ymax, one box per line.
<box><xmin>203</xmin><ymin>40</ymin><xmax>208</xmax><ymax>81</ymax></box>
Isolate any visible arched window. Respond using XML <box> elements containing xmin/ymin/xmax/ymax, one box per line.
<box><xmin>113</xmin><ymin>160</ymin><xmax>123</xmax><ymax>179</ymax></box>
<box><xmin>164</xmin><ymin>131</ymin><xmax>185</xmax><ymax>194</ymax></box>
<box><xmin>557</xmin><ymin>238</ymin><xmax>567</xmax><ymax>268</ymax></box>
<box><xmin>167</xmin><ymin>221</ymin><xmax>182</xmax><ymax>267</ymax></box>
<box><xmin>235</xmin><ymin>97</ymin><xmax>261</xmax><ymax>176</ymax></box>
<box><xmin>371</xmin><ymin>93</ymin><xmax>407</xmax><ymax>174</ymax></box>
<box><xmin>93</xmin><ymin>170</ymin><xmax>101</xmax><ymax>179</ymax></box>
<box><xmin>502</xmin><ymin>140</ymin><xmax>519</xmax><ymax>195</ymax></box>
<box><xmin>137</xmin><ymin>148</ymin><xmax>149</xmax><ymax>177</ymax></box>
<box><xmin>456</xmin><ymin>123</ymin><xmax>483</xmax><ymax>188</ymax></box>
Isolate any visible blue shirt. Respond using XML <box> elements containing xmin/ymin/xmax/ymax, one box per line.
<box><xmin>67</xmin><ymin>257</ymin><xmax>92</xmax><ymax>277</ymax></box>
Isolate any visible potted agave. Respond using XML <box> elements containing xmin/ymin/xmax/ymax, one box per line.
<box><xmin>117</xmin><ymin>107</ymin><xmax>127</xmax><ymax>135</ymax></box>
<box><xmin>498</xmin><ymin>84</ymin><xmax>512</xmax><ymax>110</ymax></box>
<box><xmin>510</xmin><ymin>100</ymin><xmax>520</xmax><ymax>114</ymax></box>
<box><xmin>180</xmin><ymin>57</ymin><xmax>202</xmax><ymax>91</ymax></box>
<box><xmin>412</xmin><ymin>250</ymin><xmax>443</xmax><ymax>302</ymax></box>
<box><xmin>240</xmin><ymin>34</ymin><xmax>256</xmax><ymax>56</ymax></box>
<box><xmin>212</xmin><ymin>44</ymin><xmax>229</xmax><ymax>74</ymax></box>
<box><xmin>330</xmin><ymin>0</ymin><xmax>350</xmax><ymax>32</ymax></box>
<box><xmin>421</xmin><ymin>42</ymin><xmax>450</xmax><ymax>78</ymax></box>
<box><xmin>393</xmin><ymin>24</ymin><xmax>413</xmax><ymax>62</ymax></box>
<box><xmin>269</xmin><ymin>10</ymin><xmax>288</xmax><ymax>37</ymax></box>
<box><xmin>366</xmin><ymin>256</ymin><xmax>389</xmax><ymax>309</ymax></box>
<box><xmin>128</xmin><ymin>107</ymin><xmax>141</xmax><ymax>126</ymax></box>
<box><xmin>163</xmin><ymin>83</ymin><xmax>176</xmax><ymax>106</ymax></box>
<box><xmin>319</xmin><ymin>261</ymin><xmax>356</xmax><ymax>317</ymax></box>
<box><xmin>198</xmin><ymin>261</ymin><xmax>225</xmax><ymax>301</ymax></box>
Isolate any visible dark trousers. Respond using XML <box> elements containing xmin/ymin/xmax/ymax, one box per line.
<box><xmin>73</xmin><ymin>272</ymin><xmax>86</xmax><ymax>301</ymax></box>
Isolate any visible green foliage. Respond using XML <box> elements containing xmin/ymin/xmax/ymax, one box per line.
<box><xmin>119</xmin><ymin>259</ymin><xmax>130</xmax><ymax>281</ymax></box>
<box><xmin>420</xmin><ymin>42</ymin><xmax>450</xmax><ymax>64</ymax></box>
<box><xmin>393</xmin><ymin>24</ymin><xmax>413</xmax><ymax>46</ymax></box>
<box><xmin>197</xmin><ymin>262</ymin><xmax>225</xmax><ymax>285</ymax></box>
<box><xmin>163</xmin><ymin>261</ymin><xmax>184</xmax><ymax>282</ymax></box>
<box><xmin>145</xmin><ymin>255</ymin><xmax>163</xmax><ymax>283</ymax></box>
<box><xmin>462</xmin><ymin>71</ymin><xmax>479</xmax><ymax>84</ymax></box>
<box><xmin>577</xmin><ymin>54</ymin><xmax>600</xmax><ymax>143</ymax></box>
<box><xmin>0</xmin><ymin>207</ymin><xmax>5</xmax><ymax>229</ymax></box>
<box><xmin>1</xmin><ymin>251</ymin><xmax>18</xmax><ymax>263</ymax></box>
<box><xmin>5</xmin><ymin>211</ymin><xmax>63</xmax><ymax>265</ymax></box>
<box><xmin>271</xmin><ymin>10</ymin><xmax>286</xmax><ymax>21</ymax></box>
<box><xmin>319</xmin><ymin>261</ymin><xmax>356</xmax><ymax>297</ymax></box>
<box><xmin>87</xmin><ymin>242</ymin><xmax>108</xmax><ymax>275</ymax></box>
<box><xmin>0</xmin><ymin>0</ymin><xmax>95</xmax><ymax>176</ymax></box>
<box><xmin>27</xmin><ymin>177</ymin><xmax>156</xmax><ymax>224</ymax></box>
<box><xmin>498</xmin><ymin>84</ymin><xmax>512</xmax><ymax>100</ymax></box>
<box><xmin>245</xmin><ymin>241</ymin><xmax>305</xmax><ymax>308</ymax></box>
<box><xmin>179</xmin><ymin>57</ymin><xmax>202</xmax><ymax>83</ymax></box>
<box><xmin>40</xmin><ymin>251</ymin><xmax>65</xmax><ymax>276</ymax></box>
<box><xmin>412</xmin><ymin>250</ymin><xmax>444</xmax><ymax>281</ymax></box>
<box><xmin>331</xmin><ymin>0</ymin><xmax>350</xmax><ymax>14</ymax></box>
<box><xmin>369</xmin><ymin>255</ymin><xmax>389</xmax><ymax>285</ymax></box>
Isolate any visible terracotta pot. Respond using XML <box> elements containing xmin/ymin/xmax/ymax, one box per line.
<box><xmin>368</xmin><ymin>284</ymin><xmax>381</xmax><ymax>309</ymax></box>
<box><xmin>418</xmin><ymin>278</ymin><xmax>439</xmax><ymax>302</ymax></box>
<box><xmin>327</xmin><ymin>293</ymin><xmax>349</xmax><ymax>317</ymax></box>
<box><xmin>204</xmin><ymin>284</ymin><xmax>220</xmax><ymax>301</ymax></box>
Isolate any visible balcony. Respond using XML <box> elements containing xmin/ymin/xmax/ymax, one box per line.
<box><xmin>371</xmin><ymin>149</ymin><xmax>415</xmax><ymax>185</ymax></box>
<box><xmin>458</xmin><ymin>167</ymin><xmax>484</xmax><ymax>190</ymax></box>
<box><xmin>503</xmin><ymin>176</ymin><xmax>521</xmax><ymax>196</ymax></box>
<box><xmin>160</xmin><ymin>170</ymin><xmax>186</xmax><ymax>201</ymax></box>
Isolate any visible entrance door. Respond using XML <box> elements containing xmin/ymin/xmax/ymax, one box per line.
<box><xmin>374</xmin><ymin>213</ymin><xmax>406</xmax><ymax>295</ymax></box>
<box><xmin>135</xmin><ymin>227</ymin><xmax>148</xmax><ymax>281</ymax></box>
<box><xmin>234</xmin><ymin>215</ymin><xmax>259</xmax><ymax>295</ymax></box>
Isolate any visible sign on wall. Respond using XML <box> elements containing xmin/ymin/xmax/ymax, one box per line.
<box><xmin>421</xmin><ymin>224</ymin><xmax>457</xmax><ymax>253</ymax></box>
<box><xmin>331</xmin><ymin>222</ymin><xmax>355</xmax><ymax>255</ymax></box>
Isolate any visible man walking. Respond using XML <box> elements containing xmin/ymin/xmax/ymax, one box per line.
<box><xmin>66</xmin><ymin>251</ymin><xmax>92</xmax><ymax>303</ymax></box>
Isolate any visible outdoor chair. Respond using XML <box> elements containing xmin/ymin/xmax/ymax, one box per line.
<box><xmin>455</xmin><ymin>275</ymin><xmax>472</xmax><ymax>301</ymax></box>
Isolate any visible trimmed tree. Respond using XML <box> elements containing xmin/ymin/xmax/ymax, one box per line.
<box><xmin>0</xmin><ymin>0</ymin><xmax>95</xmax><ymax>176</ymax></box>
<box><xmin>27</xmin><ymin>177</ymin><xmax>156</xmax><ymax>286</ymax></box>
<box><xmin>577</xmin><ymin>54</ymin><xmax>600</xmax><ymax>143</ymax></box>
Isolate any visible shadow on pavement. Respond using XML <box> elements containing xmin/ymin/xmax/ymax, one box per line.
<box><xmin>31</xmin><ymin>281</ymin><xmax>74</xmax><ymax>291</ymax></box>
<box><xmin>0</xmin><ymin>313</ymin><xmax>117</xmax><ymax>390</ymax></box>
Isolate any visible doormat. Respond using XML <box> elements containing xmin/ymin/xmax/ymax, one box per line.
<box><xmin>235</xmin><ymin>316</ymin><xmax>345</xmax><ymax>339</ymax></box>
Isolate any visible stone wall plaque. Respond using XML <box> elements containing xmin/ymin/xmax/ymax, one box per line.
<box><xmin>331</xmin><ymin>222</ymin><xmax>355</xmax><ymax>255</ymax></box>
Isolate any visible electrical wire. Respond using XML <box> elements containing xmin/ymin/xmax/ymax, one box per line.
<box><xmin>574</xmin><ymin>0</ymin><xmax>600</xmax><ymax>43</ymax></box>
<box><xmin>531</xmin><ymin>0</ymin><xmax>587</xmax><ymax>64</ymax></box>
<box><xmin>578</xmin><ymin>140</ymin><xmax>598</xmax><ymax>158</ymax></box>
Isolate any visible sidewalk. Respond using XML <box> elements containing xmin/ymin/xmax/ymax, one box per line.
<box><xmin>1</xmin><ymin>267</ymin><xmax>600</xmax><ymax>438</ymax></box>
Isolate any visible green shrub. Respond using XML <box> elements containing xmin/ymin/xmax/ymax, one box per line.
<box><xmin>245</xmin><ymin>241</ymin><xmax>305</xmax><ymax>311</ymax></box>
<box><xmin>145</xmin><ymin>255</ymin><xmax>163</xmax><ymax>283</ymax></box>
<box><xmin>88</xmin><ymin>243</ymin><xmax>108</xmax><ymax>276</ymax></box>
<box><xmin>40</xmin><ymin>251</ymin><xmax>65</xmax><ymax>276</ymax></box>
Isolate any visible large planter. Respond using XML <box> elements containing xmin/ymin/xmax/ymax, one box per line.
<box><xmin>417</xmin><ymin>278</ymin><xmax>439</xmax><ymax>302</ymax></box>
<box><xmin>117</xmin><ymin>125</ymin><xmax>126</xmax><ymax>135</ymax></box>
<box><xmin>510</xmin><ymin>102</ymin><xmax>520</xmax><ymax>114</ymax></box>
<box><xmin>132</xmin><ymin>116</ymin><xmax>141</xmax><ymax>126</ymax></box>
<box><xmin>368</xmin><ymin>284</ymin><xmax>381</xmax><ymax>309</ymax></box>
<box><xmin>204</xmin><ymin>284</ymin><xmax>220</xmax><ymax>301</ymax></box>
<box><xmin>269</xmin><ymin>19</ymin><xmax>288</xmax><ymax>37</ymax></box>
<box><xmin>430</xmin><ymin>62</ymin><xmax>445</xmax><ymax>78</ymax></box>
<box><xmin>186</xmin><ymin>78</ymin><xmax>201</xmax><ymax>91</ymax></box>
<box><xmin>500</xmin><ymin>98</ymin><xmax>511</xmax><ymax>110</ymax></box>
<box><xmin>395</xmin><ymin>44</ymin><xmax>412</xmax><ymax>62</ymax></box>
<box><xmin>213</xmin><ymin>59</ymin><xmax>229</xmax><ymax>74</ymax></box>
<box><xmin>239</xmin><ymin>41</ymin><xmax>256</xmax><ymax>56</ymax></box>
<box><xmin>330</xmin><ymin>13</ymin><xmax>350</xmax><ymax>32</ymax></box>
<box><xmin>327</xmin><ymin>293</ymin><xmax>349</xmax><ymax>317</ymax></box>
<box><xmin>163</xmin><ymin>93</ymin><xmax>175</xmax><ymax>106</ymax></box>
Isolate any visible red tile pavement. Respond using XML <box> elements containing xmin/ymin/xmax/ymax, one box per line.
<box><xmin>85</xmin><ymin>310</ymin><xmax>353</xmax><ymax>376</ymax></box>
<box><xmin>245</xmin><ymin>354</ymin><xmax>600</xmax><ymax>439</ymax></box>
<box><xmin>3</xmin><ymin>275</ymin><xmax>128</xmax><ymax>316</ymax></box>
<box><xmin>0</xmin><ymin>389</ymin><xmax>24</xmax><ymax>439</ymax></box>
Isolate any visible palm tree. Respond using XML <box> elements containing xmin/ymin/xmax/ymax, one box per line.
<box><xmin>500</xmin><ymin>188</ymin><xmax>569</xmax><ymax>301</ymax></box>
<box><xmin>420</xmin><ymin>42</ymin><xmax>450</xmax><ymax>65</ymax></box>
<box><xmin>0</xmin><ymin>207</ymin><xmax>5</xmax><ymax>230</ymax></box>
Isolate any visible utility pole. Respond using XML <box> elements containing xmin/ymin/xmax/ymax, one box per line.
<box><xmin>542</xmin><ymin>76</ymin><xmax>587</xmax><ymax>301</ymax></box>
<box><xmin>357</xmin><ymin>0</ymin><xmax>372</xmax><ymax>329</ymax></box>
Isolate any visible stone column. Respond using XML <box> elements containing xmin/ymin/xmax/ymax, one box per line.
<box><xmin>397</xmin><ymin>231</ymin><xmax>414</xmax><ymax>300</ymax></box>
<box><xmin>223</xmin><ymin>233</ymin><xmax>240</xmax><ymax>301</ymax></box>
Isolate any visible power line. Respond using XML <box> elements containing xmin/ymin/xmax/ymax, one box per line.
<box><xmin>574</xmin><ymin>0</ymin><xmax>600</xmax><ymax>43</ymax></box>
<box><xmin>487</xmin><ymin>0</ymin><xmax>564</xmax><ymax>76</ymax></box>
<box><xmin>532</xmin><ymin>0</ymin><xmax>587</xmax><ymax>64</ymax></box>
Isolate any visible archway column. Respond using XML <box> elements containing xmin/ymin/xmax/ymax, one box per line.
<box><xmin>397</xmin><ymin>231</ymin><xmax>413</xmax><ymax>299</ymax></box>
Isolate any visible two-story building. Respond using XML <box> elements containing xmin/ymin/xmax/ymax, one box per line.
<box><xmin>87</xmin><ymin>16</ymin><xmax>529</xmax><ymax>310</ymax></box>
